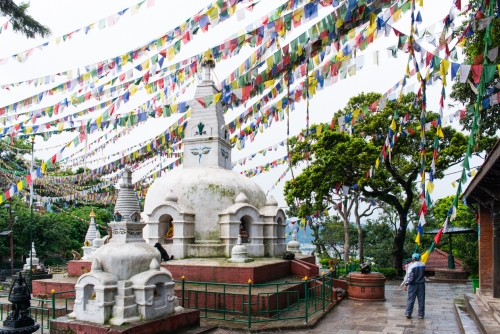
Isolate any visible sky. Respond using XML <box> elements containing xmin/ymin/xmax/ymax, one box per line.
<box><xmin>0</xmin><ymin>0</ymin><xmax>480</xmax><ymax>222</ymax></box>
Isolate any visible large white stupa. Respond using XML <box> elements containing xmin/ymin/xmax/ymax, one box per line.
<box><xmin>143</xmin><ymin>57</ymin><xmax>287</xmax><ymax>258</ymax></box>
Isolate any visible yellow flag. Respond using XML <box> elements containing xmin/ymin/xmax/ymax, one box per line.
<box><xmin>436</xmin><ymin>125</ymin><xmax>444</xmax><ymax>138</ymax></box>
<box><xmin>316</xmin><ymin>124</ymin><xmax>322</xmax><ymax>136</ymax></box>
<box><xmin>421</xmin><ymin>251</ymin><xmax>429</xmax><ymax>263</ymax></box>
<box><xmin>41</xmin><ymin>163</ymin><xmax>47</xmax><ymax>174</ymax></box>
<box><xmin>130</xmin><ymin>85</ymin><xmax>138</xmax><ymax>96</ymax></box>
<box><xmin>426</xmin><ymin>181</ymin><xmax>434</xmax><ymax>194</ymax></box>
<box><xmin>375</xmin><ymin>157</ymin><xmax>380</xmax><ymax>169</ymax></box>
<box><xmin>17</xmin><ymin>181</ymin><xmax>23</xmax><ymax>191</ymax></box>
<box><xmin>391</xmin><ymin>118</ymin><xmax>397</xmax><ymax>130</ymax></box>
<box><xmin>415</xmin><ymin>232</ymin><xmax>421</xmax><ymax>246</ymax></box>
<box><xmin>214</xmin><ymin>93</ymin><xmax>222</xmax><ymax>103</ymax></box>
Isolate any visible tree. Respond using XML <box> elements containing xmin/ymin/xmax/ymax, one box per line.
<box><xmin>319</xmin><ymin>215</ymin><xmax>358</xmax><ymax>261</ymax></box>
<box><xmin>450</xmin><ymin>1</ymin><xmax>500</xmax><ymax>139</ymax></box>
<box><xmin>286</xmin><ymin>92</ymin><xmax>478</xmax><ymax>273</ymax></box>
<box><xmin>425</xmin><ymin>196</ymin><xmax>479</xmax><ymax>275</ymax></box>
<box><xmin>284</xmin><ymin>129</ymin><xmax>379</xmax><ymax>262</ymax></box>
<box><xmin>0</xmin><ymin>0</ymin><xmax>50</xmax><ymax>38</ymax></box>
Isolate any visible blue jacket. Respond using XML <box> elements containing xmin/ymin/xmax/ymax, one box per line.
<box><xmin>405</xmin><ymin>261</ymin><xmax>425</xmax><ymax>285</ymax></box>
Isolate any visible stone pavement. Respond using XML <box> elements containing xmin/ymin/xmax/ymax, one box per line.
<box><xmin>209</xmin><ymin>280</ymin><xmax>471</xmax><ymax>333</ymax></box>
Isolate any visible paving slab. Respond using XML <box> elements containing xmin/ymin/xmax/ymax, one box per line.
<box><xmin>201</xmin><ymin>281</ymin><xmax>470</xmax><ymax>333</ymax></box>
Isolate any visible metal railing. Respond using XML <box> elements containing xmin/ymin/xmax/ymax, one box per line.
<box><xmin>179</xmin><ymin>271</ymin><xmax>336</xmax><ymax>329</ymax></box>
<box><xmin>0</xmin><ymin>289</ymin><xmax>74</xmax><ymax>334</ymax></box>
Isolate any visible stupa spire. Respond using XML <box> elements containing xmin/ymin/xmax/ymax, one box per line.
<box><xmin>183</xmin><ymin>53</ymin><xmax>232</xmax><ymax>170</ymax></box>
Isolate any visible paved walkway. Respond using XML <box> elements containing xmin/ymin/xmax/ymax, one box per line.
<box><xmin>210</xmin><ymin>281</ymin><xmax>471</xmax><ymax>333</ymax></box>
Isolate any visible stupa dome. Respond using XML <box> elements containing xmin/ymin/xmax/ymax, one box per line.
<box><xmin>144</xmin><ymin>166</ymin><xmax>267</xmax><ymax>241</ymax></box>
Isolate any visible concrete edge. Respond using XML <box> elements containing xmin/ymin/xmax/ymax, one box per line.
<box><xmin>464</xmin><ymin>294</ymin><xmax>488</xmax><ymax>334</ymax></box>
<box><xmin>200</xmin><ymin>300</ymin><xmax>340</xmax><ymax>333</ymax></box>
<box><xmin>454</xmin><ymin>298</ymin><xmax>481</xmax><ymax>334</ymax></box>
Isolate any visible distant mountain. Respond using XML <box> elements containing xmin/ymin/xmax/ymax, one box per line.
<box><xmin>285</xmin><ymin>223</ymin><xmax>316</xmax><ymax>245</ymax></box>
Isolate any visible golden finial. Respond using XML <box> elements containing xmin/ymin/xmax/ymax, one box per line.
<box><xmin>181</xmin><ymin>275</ymin><xmax>185</xmax><ymax>280</ymax></box>
<box><xmin>89</xmin><ymin>209</ymin><xmax>96</xmax><ymax>218</ymax></box>
<box><xmin>248</xmin><ymin>279</ymin><xmax>252</xmax><ymax>284</ymax></box>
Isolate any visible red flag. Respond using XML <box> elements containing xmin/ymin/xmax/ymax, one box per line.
<box><xmin>195</xmin><ymin>97</ymin><xmax>206</xmax><ymax>108</ymax></box>
<box><xmin>434</xmin><ymin>228</ymin><xmax>443</xmax><ymax>244</ymax></box>
<box><xmin>471</xmin><ymin>65</ymin><xmax>483</xmax><ymax>84</ymax></box>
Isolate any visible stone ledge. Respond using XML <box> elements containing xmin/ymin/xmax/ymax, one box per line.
<box><xmin>454</xmin><ymin>298</ymin><xmax>481</xmax><ymax>334</ymax></box>
<box><xmin>49</xmin><ymin>309</ymin><xmax>200</xmax><ymax>334</ymax></box>
<box><xmin>464</xmin><ymin>294</ymin><xmax>500</xmax><ymax>334</ymax></box>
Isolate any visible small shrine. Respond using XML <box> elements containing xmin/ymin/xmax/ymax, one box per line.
<box><xmin>82</xmin><ymin>209</ymin><xmax>99</xmax><ymax>260</ymax></box>
<box><xmin>142</xmin><ymin>57</ymin><xmax>287</xmax><ymax>259</ymax></box>
<box><xmin>70</xmin><ymin>168</ymin><xmax>182</xmax><ymax>325</ymax></box>
<box><xmin>23</xmin><ymin>242</ymin><xmax>39</xmax><ymax>272</ymax></box>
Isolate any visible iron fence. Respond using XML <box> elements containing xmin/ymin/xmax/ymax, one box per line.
<box><xmin>179</xmin><ymin>270</ymin><xmax>336</xmax><ymax>329</ymax></box>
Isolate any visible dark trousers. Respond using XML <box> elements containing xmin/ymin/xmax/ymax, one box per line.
<box><xmin>406</xmin><ymin>283</ymin><xmax>425</xmax><ymax>317</ymax></box>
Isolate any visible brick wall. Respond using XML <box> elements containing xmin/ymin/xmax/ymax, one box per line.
<box><xmin>67</xmin><ymin>260</ymin><xmax>91</xmax><ymax>277</ymax></box>
<box><xmin>478</xmin><ymin>205</ymin><xmax>493</xmax><ymax>289</ymax></box>
<box><xmin>165</xmin><ymin>261</ymin><xmax>291</xmax><ymax>284</ymax></box>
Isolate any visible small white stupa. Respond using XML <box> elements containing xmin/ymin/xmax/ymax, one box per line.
<box><xmin>72</xmin><ymin>168</ymin><xmax>181</xmax><ymax>325</ymax></box>
<box><xmin>23</xmin><ymin>242</ymin><xmax>39</xmax><ymax>271</ymax></box>
<box><xmin>82</xmin><ymin>209</ymin><xmax>99</xmax><ymax>259</ymax></box>
<box><xmin>286</xmin><ymin>230</ymin><xmax>301</xmax><ymax>254</ymax></box>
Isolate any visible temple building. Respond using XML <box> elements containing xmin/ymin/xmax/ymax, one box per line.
<box><xmin>142</xmin><ymin>57</ymin><xmax>287</xmax><ymax>258</ymax></box>
<box><xmin>463</xmin><ymin>139</ymin><xmax>500</xmax><ymax>299</ymax></box>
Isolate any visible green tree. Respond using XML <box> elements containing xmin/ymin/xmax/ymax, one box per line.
<box><xmin>319</xmin><ymin>215</ymin><xmax>358</xmax><ymax>261</ymax></box>
<box><xmin>450</xmin><ymin>1</ymin><xmax>500</xmax><ymax>139</ymax></box>
<box><xmin>0</xmin><ymin>0</ymin><xmax>50</xmax><ymax>38</ymax></box>
<box><xmin>424</xmin><ymin>196</ymin><xmax>478</xmax><ymax>275</ymax></box>
<box><xmin>286</xmin><ymin>92</ymin><xmax>477</xmax><ymax>273</ymax></box>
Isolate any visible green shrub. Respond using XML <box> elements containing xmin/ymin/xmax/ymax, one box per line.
<box><xmin>319</xmin><ymin>258</ymin><xmax>331</xmax><ymax>266</ymax></box>
<box><xmin>378</xmin><ymin>268</ymin><xmax>398</xmax><ymax>280</ymax></box>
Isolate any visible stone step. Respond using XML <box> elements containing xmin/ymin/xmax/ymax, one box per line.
<box><xmin>464</xmin><ymin>294</ymin><xmax>500</xmax><ymax>334</ymax></box>
<box><xmin>477</xmin><ymin>288</ymin><xmax>500</xmax><ymax>324</ymax></box>
<box><xmin>454</xmin><ymin>298</ymin><xmax>481</xmax><ymax>334</ymax></box>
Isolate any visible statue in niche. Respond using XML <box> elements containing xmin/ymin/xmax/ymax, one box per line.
<box><xmin>239</xmin><ymin>224</ymin><xmax>249</xmax><ymax>243</ymax></box>
<box><xmin>165</xmin><ymin>218</ymin><xmax>174</xmax><ymax>239</ymax></box>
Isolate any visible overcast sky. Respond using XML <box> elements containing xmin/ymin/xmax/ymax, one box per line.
<box><xmin>0</xmin><ymin>0</ymin><xmax>478</xmax><ymax>218</ymax></box>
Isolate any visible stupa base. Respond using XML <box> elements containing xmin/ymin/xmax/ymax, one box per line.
<box><xmin>227</xmin><ymin>258</ymin><xmax>254</xmax><ymax>263</ymax></box>
<box><xmin>50</xmin><ymin>309</ymin><xmax>200</xmax><ymax>334</ymax></box>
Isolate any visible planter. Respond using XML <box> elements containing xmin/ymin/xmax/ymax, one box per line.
<box><xmin>471</xmin><ymin>278</ymin><xmax>479</xmax><ymax>294</ymax></box>
<box><xmin>346</xmin><ymin>272</ymin><xmax>386</xmax><ymax>302</ymax></box>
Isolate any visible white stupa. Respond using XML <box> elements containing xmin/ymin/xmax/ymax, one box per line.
<box><xmin>142</xmin><ymin>57</ymin><xmax>287</xmax><ymax>259</ymax></box>
<box><xmin>72</xmin><ymin>168</ymin><xmax>181</xmax><ymax>325</ymax></box>
<box><xmin>82</xmin><ymin>209</ymin><xmax>99</xmax><ymax>259</ymax></box>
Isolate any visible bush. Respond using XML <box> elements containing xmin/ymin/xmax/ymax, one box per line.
<box><xmin>319</xmin><ymin>258</ymin><xmax>331</xmax><ymax>266</ymax></box>
<box><xmin>378</xmin><ymin>268</ymin><xmax>398</xmax><ymax>280</ymax></box>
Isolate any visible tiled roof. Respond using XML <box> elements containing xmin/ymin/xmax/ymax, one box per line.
<box><xmin>403</xmin><ymin>248</ymin><xmax>463</xmax><ymax>271</ymax></box>
<box><xmin>424</xmin><ymin>248</ymin><xmax>463</xmax><ymax>271</ymax></box>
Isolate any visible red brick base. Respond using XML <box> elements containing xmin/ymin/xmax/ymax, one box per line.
<box><xmin>67</xmin><ymin>260</ymin><xmax>92</xmax><ymax>277</ymax></box>
<box><xmin>49</xmin><ymin>309</ymin><xmax>200</xmax><ymax>334</ymax></box>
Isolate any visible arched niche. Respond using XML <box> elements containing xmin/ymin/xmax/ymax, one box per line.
<box><xmin>159</xmin><ymin>214</ymin><xmax>174</xmax><ymax>244</ymax></box>
<box><xmin>239</xmin><ymin>215</ymin><xmax>253</xmax><ymax>243</ymax></box>
<box><xmin>84</xmin><ymin>284</ymin><xmax>96</xmax><ymax>312</ymax></box>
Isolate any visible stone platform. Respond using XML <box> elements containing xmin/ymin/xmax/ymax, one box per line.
<box><xmin>32</xmin><ymin>276</ymin><xmax>78</xmax><ymax>298</ymax></box>
<box><xmin>427</xmin><ymin>268</ymin><xmax>470</xmax><ymax>283</ymax></box>
<box><xmin>50</xmin><ymin>309</ymin><xmax>200</xmax><ymax>334</ymax></box>
<box><xmin>162</xmin><ymin>255</ymin><xmax>318</xmax><ymax>284</ymax></box>
<box><xmin>32</xmin><ymin>255</ymin><xmax>319</xmax><ymax>297</ymax></box>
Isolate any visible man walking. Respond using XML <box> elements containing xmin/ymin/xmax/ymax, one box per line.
<box><xmin>404</xmin><ymin>253</ymin><xmax>426</xmax><ymax>319</ymax></box>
